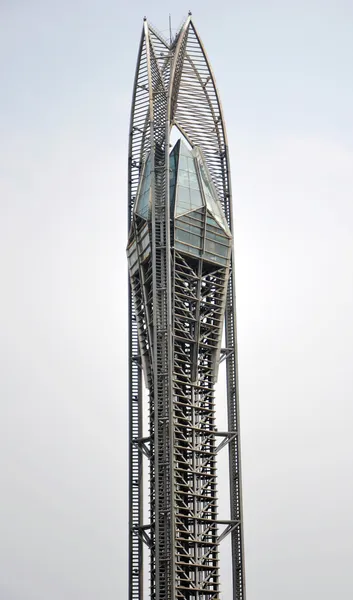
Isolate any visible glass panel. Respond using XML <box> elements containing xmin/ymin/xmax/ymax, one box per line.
<box><xmin>206</xmin><ymin>215</ymin><xmax>220</xmax><ymax>228</ymax></box>
<box><xmin>206</xmin><ymin>196</ymin><xmax>228</xmax><ymax>231</ymax></box>
<box><xmin>204</xmin><ymin>251</ymin><xmax>227</xmax><ymax>266</ymax></box>
<box><xmin>199</xmin><ymin>160</ymin><xmax>213</xmax><ymax>198</ymax></box>
<box><xmin>205</xmin><ymin>239</ymin><xmax>229</xmax><ymax>257</ymax></box>
<box><xmin>205</xmin><ymin>239</ymin><xmax>216</xmax><ymax>254</ymax></box>
<box><xmin>177</xmin><ymin>213</ymin><xmax>204</xmax><ymax>229</ymax></box>
<box><xmin>170</xmin><ymin>184</ymin><xmax>176</xmax><ymax>212</ymax></box>
<box><xmin>178</xmin><ymin>169</ymin><xmax>189</xmax><ymax>187</ymax></box>
<box><xmin>205</xmin><ymin>216</ymin><xmax>229</xmax><ymax>251</ymax></box>
<box><xmin>175</xmin><ymin>185</ymin><xmax>191</xmax><ymax>215</ymax></box>
<box><xmin>177</xmin><ymin>222</ymin><xmax>202</xmax><ymax>236</ymax></box>
<box><xmin>179</xmin><ymin>142</ymin><xmax>193</xmax><ymax>157</ymax></box>
<box><xmin>190</xmin><ymin>187</ymin><xmax>203</xmax><ymax>208</ymax></box>
<box><xmin>176</xmin><ymin>229</ymin><xmax>202</xmax><ymax>248</ymax></box>
<box><xmin>189</xmin><ymin>233</ymin><xmax>202</xmax><ymax>247</ymax></box>
<box><xmin>170</xmin><ymin>141</ymin><xmax>180</xmax><ymax>168</ymax></box>
<box><xmin>178</xmin><ymin>154</ymin><xmax>189</xmax><ymax>171</ymax></box>
<box><xmin>189</xmin><ymin>170</ymin><xmax>199</xmax><ymax>189</ymax></box>
<box><xmin>176</xmin><ymin>229</ymin><xmax>189</xmax><ymax>243</ymax></box>
<box><xmin>206</xmin><ymin>230</ymin><xmax>229</xmax><ymax>243</ymax></box>
<box><xmin>135</xmin><ymin>154</ymin><xmax>152</xmax><ymax>219</ymax></box>
<box><xmin>138</xmin><ymin>189</ymin><xmax>150</xmax><ymax>219</ymax></box>
<box><xmin>186</xmin><ymin>209</ymin><xmax>204</xmax><ymax>222</ymax></box>
<box><xmin>175</xmin><ymin>241</ymin><xmax>201</xmax><ymax>258</ymax></box>
<box><xmin>177</xmin><ymin>185</ymin><xmax>191</xmax><ymax>204</ymax></box>
<box><xmin>144</xmin><ymin>158</ymin><xmax>151</xmax><ymax>178</ymax></box>
<box><xmin>187</xmin><ymin>157</ymin><xmax>195</xmax><ymax>172</ymax></box>
<box><xmin>170</xmin><ymin>158</ymin><xmax>176</xmax><ymax>187</ymax></box>
<box><xmin>193</xmin><ymin>146</ymin><xmax>231</xmax><ymax>235</ymax></box>
<box><xmin>215</xmin><ymin>242</ymin><xmax>228</xmax><ymax>257</ymax></box>
<box><xmin>173</xmin><ymin>141</ymin><xmax>204</xmax><ymax>215</ymax></box>
<box><xmin>169</xmin><ymin>141</ymin><xmax>180</xmax><ymax>217</ymax></box>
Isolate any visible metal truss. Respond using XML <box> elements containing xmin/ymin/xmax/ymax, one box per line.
<box><xmin>127</xmin><ymin>14</ymin><xmax>246</xmax><ymax>600</ymax></box>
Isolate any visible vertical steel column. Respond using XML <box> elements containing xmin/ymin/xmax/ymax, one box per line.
<box><xmin>128</xmin><ymin>26</ymin><xmax>149</xmax><ymax>600</ymax></box>
<box><xmin>224</xmin><ymin>147</ymin><xmax>246</xmax><ymax>600</ymax></box>
<box><xmin>146</xmin><ymin>21</ymin><xmax>174</xmax><ymax>600</ymax></box>
<box><xmin>128</xmin><ymin>289</ymin><xmax>143</xmax><ymax>600</ymax></box>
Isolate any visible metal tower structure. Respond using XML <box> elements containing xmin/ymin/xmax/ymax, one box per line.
<box><xmin>127</xmin><ymin>14</ymin><xmax>245</xmax><ymax>600</ymax></box>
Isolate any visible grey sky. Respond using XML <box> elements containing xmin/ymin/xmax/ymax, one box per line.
<box><xmin>0</xmin><ymin>0</ymin><xmax>352</xmax><ymax>598</ymax></box>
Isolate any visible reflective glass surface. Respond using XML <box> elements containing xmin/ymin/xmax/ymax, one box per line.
<box><xmin>193</xmin><ymin>147</ymin><xmax>231</xmax><ymax>235</ymax></box>
<box><xmin>169</xmin><ymin>141</ymin><xmax>231</xmax><ymax>266</ymax></box>
<box><xmin>174</xmin><ymin>142</ymin><xmax>203</xmax><ymax>216</ymax></box>
<box><xmin>204</xmin><ymin>213</ymin><xmax>230</xmax><ymax>264</ymax></box>
<box><xmin>169</xmin><ymin>143</ymin><xmax>179</xmax><ymax>215</ymax></box>
<box><xmin>135</xmin><ymin>154</ymin><xmax>152</xmax><ymax>219</ymax></box>
<box><xmin>204</xmin><ymin>251</ymin><xmax>227</xmax><ymax>266</ymax></box>
<box><xmin>175</xmin><ymin>240</ymin><xmax>201</xmax><ymax>258</ymax></box>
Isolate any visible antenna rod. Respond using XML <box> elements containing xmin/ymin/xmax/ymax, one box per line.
<box><xmin>169</xmin><ymin>14</ymin><xmax>172</xmax><ymax>44</ymax></box>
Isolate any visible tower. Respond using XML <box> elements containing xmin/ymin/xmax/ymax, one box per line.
<box><xmin>127</xmin><ymin>15</ymin><xmax>245</xmax><ymax>600</ymax></box>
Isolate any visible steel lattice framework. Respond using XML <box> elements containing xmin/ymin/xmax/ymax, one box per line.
<box><xmin>127</xmin><ymin>14</ymin><xmax>246</xmax><ymax>600</ymax></box>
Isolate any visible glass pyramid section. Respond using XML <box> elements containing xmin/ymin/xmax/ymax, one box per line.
<box><xmin>170</xmin><ymin>140</ymin><xmax>230</xmax><ymax>236</ymax></box>
<box><xmin>193</xmin><ymin>146</ymin><xmax>231</xmax><ymax>235</ymax></box>
<box><xmin>135</xmin><ymin>141</ymin><xmax>231</xmax><ymax>238</ymax></box>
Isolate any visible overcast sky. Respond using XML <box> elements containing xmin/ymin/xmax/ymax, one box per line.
<box><xmin>0</xmin><ymin>1</ymin><xmax>352</xmax><ymax>598</ymax></box>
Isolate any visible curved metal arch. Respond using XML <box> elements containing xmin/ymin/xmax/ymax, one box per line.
<box><xmin>169</xmin><ymin>19</ymin><xmax>230</xmax><ymax>204</ymax></box>
<box><xmin>128</xmin><ymin>22</ymin><xmax>170</xmax><ymax>223</ymax></box>
<box><xmin>127</xmin><ymin>22</ymin><xmax>157</xmax><ymax>600</ymax></box>
<box><xmin>129</xmin><ymin>18</ymin><xmax>174</xmax><ymax>600</ymax></box>
<box><xmin>128</xmin><ymin>25</ymin><xmax>150</xmax><ymax>223</ymax></box>
<box><xmin>128</xmin><ymin>17</ymin><xmax>232</xmax><ymax>220</ymax></box>
<box><xmin>128</xmin><ymin>24</ymin><xmax>146</xmax><ymax>600</ymax></box>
